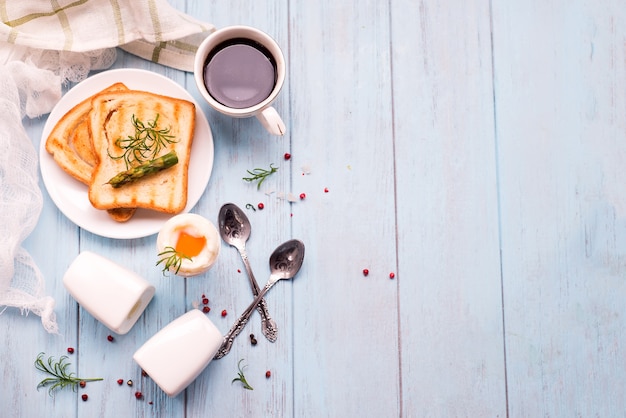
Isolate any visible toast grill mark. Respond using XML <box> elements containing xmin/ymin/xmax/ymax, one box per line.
<box><xmin>103</xmin><ymin>108</ymin><xmax>118</xmax><ymax>163</ymax></box>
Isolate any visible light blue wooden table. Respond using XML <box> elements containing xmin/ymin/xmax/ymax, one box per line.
<box><xmin>3</xmin><ymin>0</ymin><xmax>626</xmax><ymax>416</ymax></box>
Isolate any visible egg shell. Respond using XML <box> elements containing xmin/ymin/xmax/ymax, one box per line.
<box><xmin>156</xmin><ymin>213</ymin><xmax>221</xmax><ymax>277</ymax></box>
<box><xmin>133</xmin><ymin>309</ymin><xmax>223</xmax><ymax>397</ymax></box>
<box><xmin>62</xmin><ymin>251</ymin><xmax>155</xmax><ymax>334</ymax></box>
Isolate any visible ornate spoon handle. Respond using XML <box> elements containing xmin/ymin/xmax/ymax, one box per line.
<box><xmin>239</xmin><ymin>248</ymin><xmax>277</xmax><ymax>342</ymax></box>
<box><xmin>214</xmin><ymin>280</ymin><xmax>276</xmax><ymax>359</ymax></box>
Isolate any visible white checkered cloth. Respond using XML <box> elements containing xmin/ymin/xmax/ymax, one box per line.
<box><xmin>0</xmin><ymin>0</ymin><xmax>214</xmax><ymax>334</ymax></box>
<box><xmin>0</xmin><ymin>0</ymin><xmax>214</xmax><ymax>71</ymax></box>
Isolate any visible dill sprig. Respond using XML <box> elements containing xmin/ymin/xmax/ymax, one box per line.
<box><xmin>156</xmin><ymin>246</ymin><xmax>192</xmax><ymax>275</ymax></box>
<box><xmin>231</xmin><ymin>359</ymin><xmax>253</xmax><ymax>390</ymax></box>
<box><xmin>35</xmin><ymin>353</ymin><xmax>103</xmax><ymax>395</ymax></box>
<box><xmin>109</xmin><ymin>114</ymin><xmax>178</xmax><ymax>169</ymax></box>
<box><xmin>243</xmin><ymin>163</ymin><xmax>278</xmax><ymax>190</ymax></box>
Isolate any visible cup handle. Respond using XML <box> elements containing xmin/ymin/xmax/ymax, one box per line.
<box><xmin>256</xmin><ymin>106</ymin><xmax>286</xmax><ymax>136</ymax></box>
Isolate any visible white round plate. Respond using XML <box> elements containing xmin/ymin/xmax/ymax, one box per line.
<box><xmin>39</xmin><ymin>68</ymin><xmax>214</xmax><ymax>239</ymax></box>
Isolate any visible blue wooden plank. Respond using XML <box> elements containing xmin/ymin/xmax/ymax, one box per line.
<box><xmin>288</xmin><ymin>1</ymin><xmax>401</xmax><ymax>416</ymax></box>
<box><xmin>391</xmin><ymin>0</ymin><xmax>507</xmax><ymax>415</ymax></box>
<box><xmin>493</xmin><ymin>1</ymin><xmax>626</xmax><ymax>416</ymax></box>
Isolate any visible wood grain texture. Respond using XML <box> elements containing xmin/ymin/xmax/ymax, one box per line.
<box><xmin>392</xmin><ymin>0</ymin><xmax>506</xmax><ymax>415</ymax></box>
<box><xmin>4</xmin><ymin>0</ymin><xmax>626</xmax><ymax>417</ymax></box>
<box><xmin>493</xmin><ymin>1</ymin><xmax>626</xmax><ymax>416</ymax></box>
<box><xmin>289</xmin><ymin>1</ymin><xmax>400</xmax><ymax>416</ymax></box>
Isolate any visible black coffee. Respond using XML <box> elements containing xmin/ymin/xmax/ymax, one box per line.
<box><xmin>203</xmin><ymin>38</ymin><xmax>277</xmax><ymax>109</ymax></box>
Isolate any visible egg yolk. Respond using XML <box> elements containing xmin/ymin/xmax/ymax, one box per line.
<box><xmin>175</xmin><ymin>231</ymin><xmax>206</xmax><ymax>257</ymax></box>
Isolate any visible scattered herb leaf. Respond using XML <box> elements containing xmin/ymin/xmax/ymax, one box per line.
<box><xmin>245</xmin><ymin>203</ymin><xmax>257</xmax><ymax>212</ymax></box>
<box><xmin>156</xmin><ymin>246</ymin><xmax>192</xmax><ymax>275</ymax></box>
<box><xmin>35</xmin><ymin>353</ymin><xmax>103</xmax><ymax>395</ymax></box>
<box><xmin>231</xmin><ymin>359</ymin><xmax>254</xmax><ymax>390</ymax></box>
<box><xmin>243</xmin><ymin>163</ymin><xmax>278</xmax><ymax>190</ymax></box>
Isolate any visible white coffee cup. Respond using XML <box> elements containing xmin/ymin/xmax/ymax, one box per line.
<box><xmin>194</xmin><ymin>25</ymin><xmax>286</xmax><ymax>136</ymax></box>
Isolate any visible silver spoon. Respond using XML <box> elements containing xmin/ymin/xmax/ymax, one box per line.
<box><xmin>218</xmin><ymin>203</ymin><xmax>277</xmax><ymax>342</ymax></box>
<box><xmin>214</xmin><ymin>239</ymin><xmax>305</xmax><ymax>359</ymax></box>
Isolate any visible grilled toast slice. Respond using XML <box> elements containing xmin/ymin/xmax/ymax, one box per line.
<box><xmin>46</xmin><ymin>82</ymin><xmax>127</xmax><ymax>184</ymax></box>
<box><xmin>87</xmin><ymin>90</ymin><xmax>196</xmax><ymax>214</ymax></box>
<box><xmin>45</xmin><ymin>83</ymin><xmax>137</xmax><ymax>222</ymax></box>
<box><xmin>68</xmin><ymin>118</ymin><xmax>97</xmax><ymax>167</ymax></box>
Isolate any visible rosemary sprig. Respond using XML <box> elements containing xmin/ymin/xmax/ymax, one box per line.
<box><xmin>109</xmin><ymin>114</ymin><xmax>178</xmax><ymax>169</ymax></box>
<box><xmin>243</xmin><ymin>163</ymin><xmax>278</xmax><ymax>190</ymax></box>
<box><xmin>231</xmin><ymin>359</ymin><xmax>254</xmax><ymax>390</ymax></box>
<box><xmin>35</xmin><ymin>353</ymin><xmax>103</xmax><ymax>395</ymax></box>
<box><xmin>156</xmin><ymin>246</ymin><xmax>192</xmax><ymax>275</ymax></box>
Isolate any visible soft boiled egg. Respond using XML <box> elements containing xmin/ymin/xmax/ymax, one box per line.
<box><xmin>156</xmin><ymin>213</ymin><xmax>220</xmax><ymax>277</ymax></box>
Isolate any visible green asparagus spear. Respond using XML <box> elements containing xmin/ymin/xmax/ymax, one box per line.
<box><xmin>106</xmin><ymin>150</ymin><xmax>178</xmax><ymax>188</ymax></box>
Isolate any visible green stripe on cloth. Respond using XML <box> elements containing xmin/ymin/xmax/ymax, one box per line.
<box><xmin>3</xmin><ymin>0</ymin><xmax>89</xmax><ymax>28</ymax></box>
<box><xmin>147</xmin><ymin>38</ymin><xmax>205</xmax><ymax>63</ymax></box>
<box><xmin>148</xmin><ymin>0</ymin><xmax>162</xmax><ymax>41</ymax></box>
<box><xmin>108</xmin><ymin>0</ymin><xmax>125</xmax><ymax>45</ymax></box>
<box><xmin>0</xmin><ymin>1</ymin><xmax>17</xmax><ymax>43</ymax></box>
<box><xmin>163</xmin><ymin>38</ymin><xmax>198</xmax><ymax>54</ymax></box>
<box><xmin>120</xmin><ymin>34</ymin><xmax>211</xmax><ymax>72</ymax></box>
<box><xmin>151</xmin><ymin>41</ymin><xmax>166</xmax><ymax>63</ymax></box>
<box><xmin>147</xmin><ymin>0</ymin><xmax>164</xmax><ymax>66</ymax></box>
<box><xmin>50</xmin><ymin>0</ymin><xmax>73</xmax><ymax>50</ymax></box>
